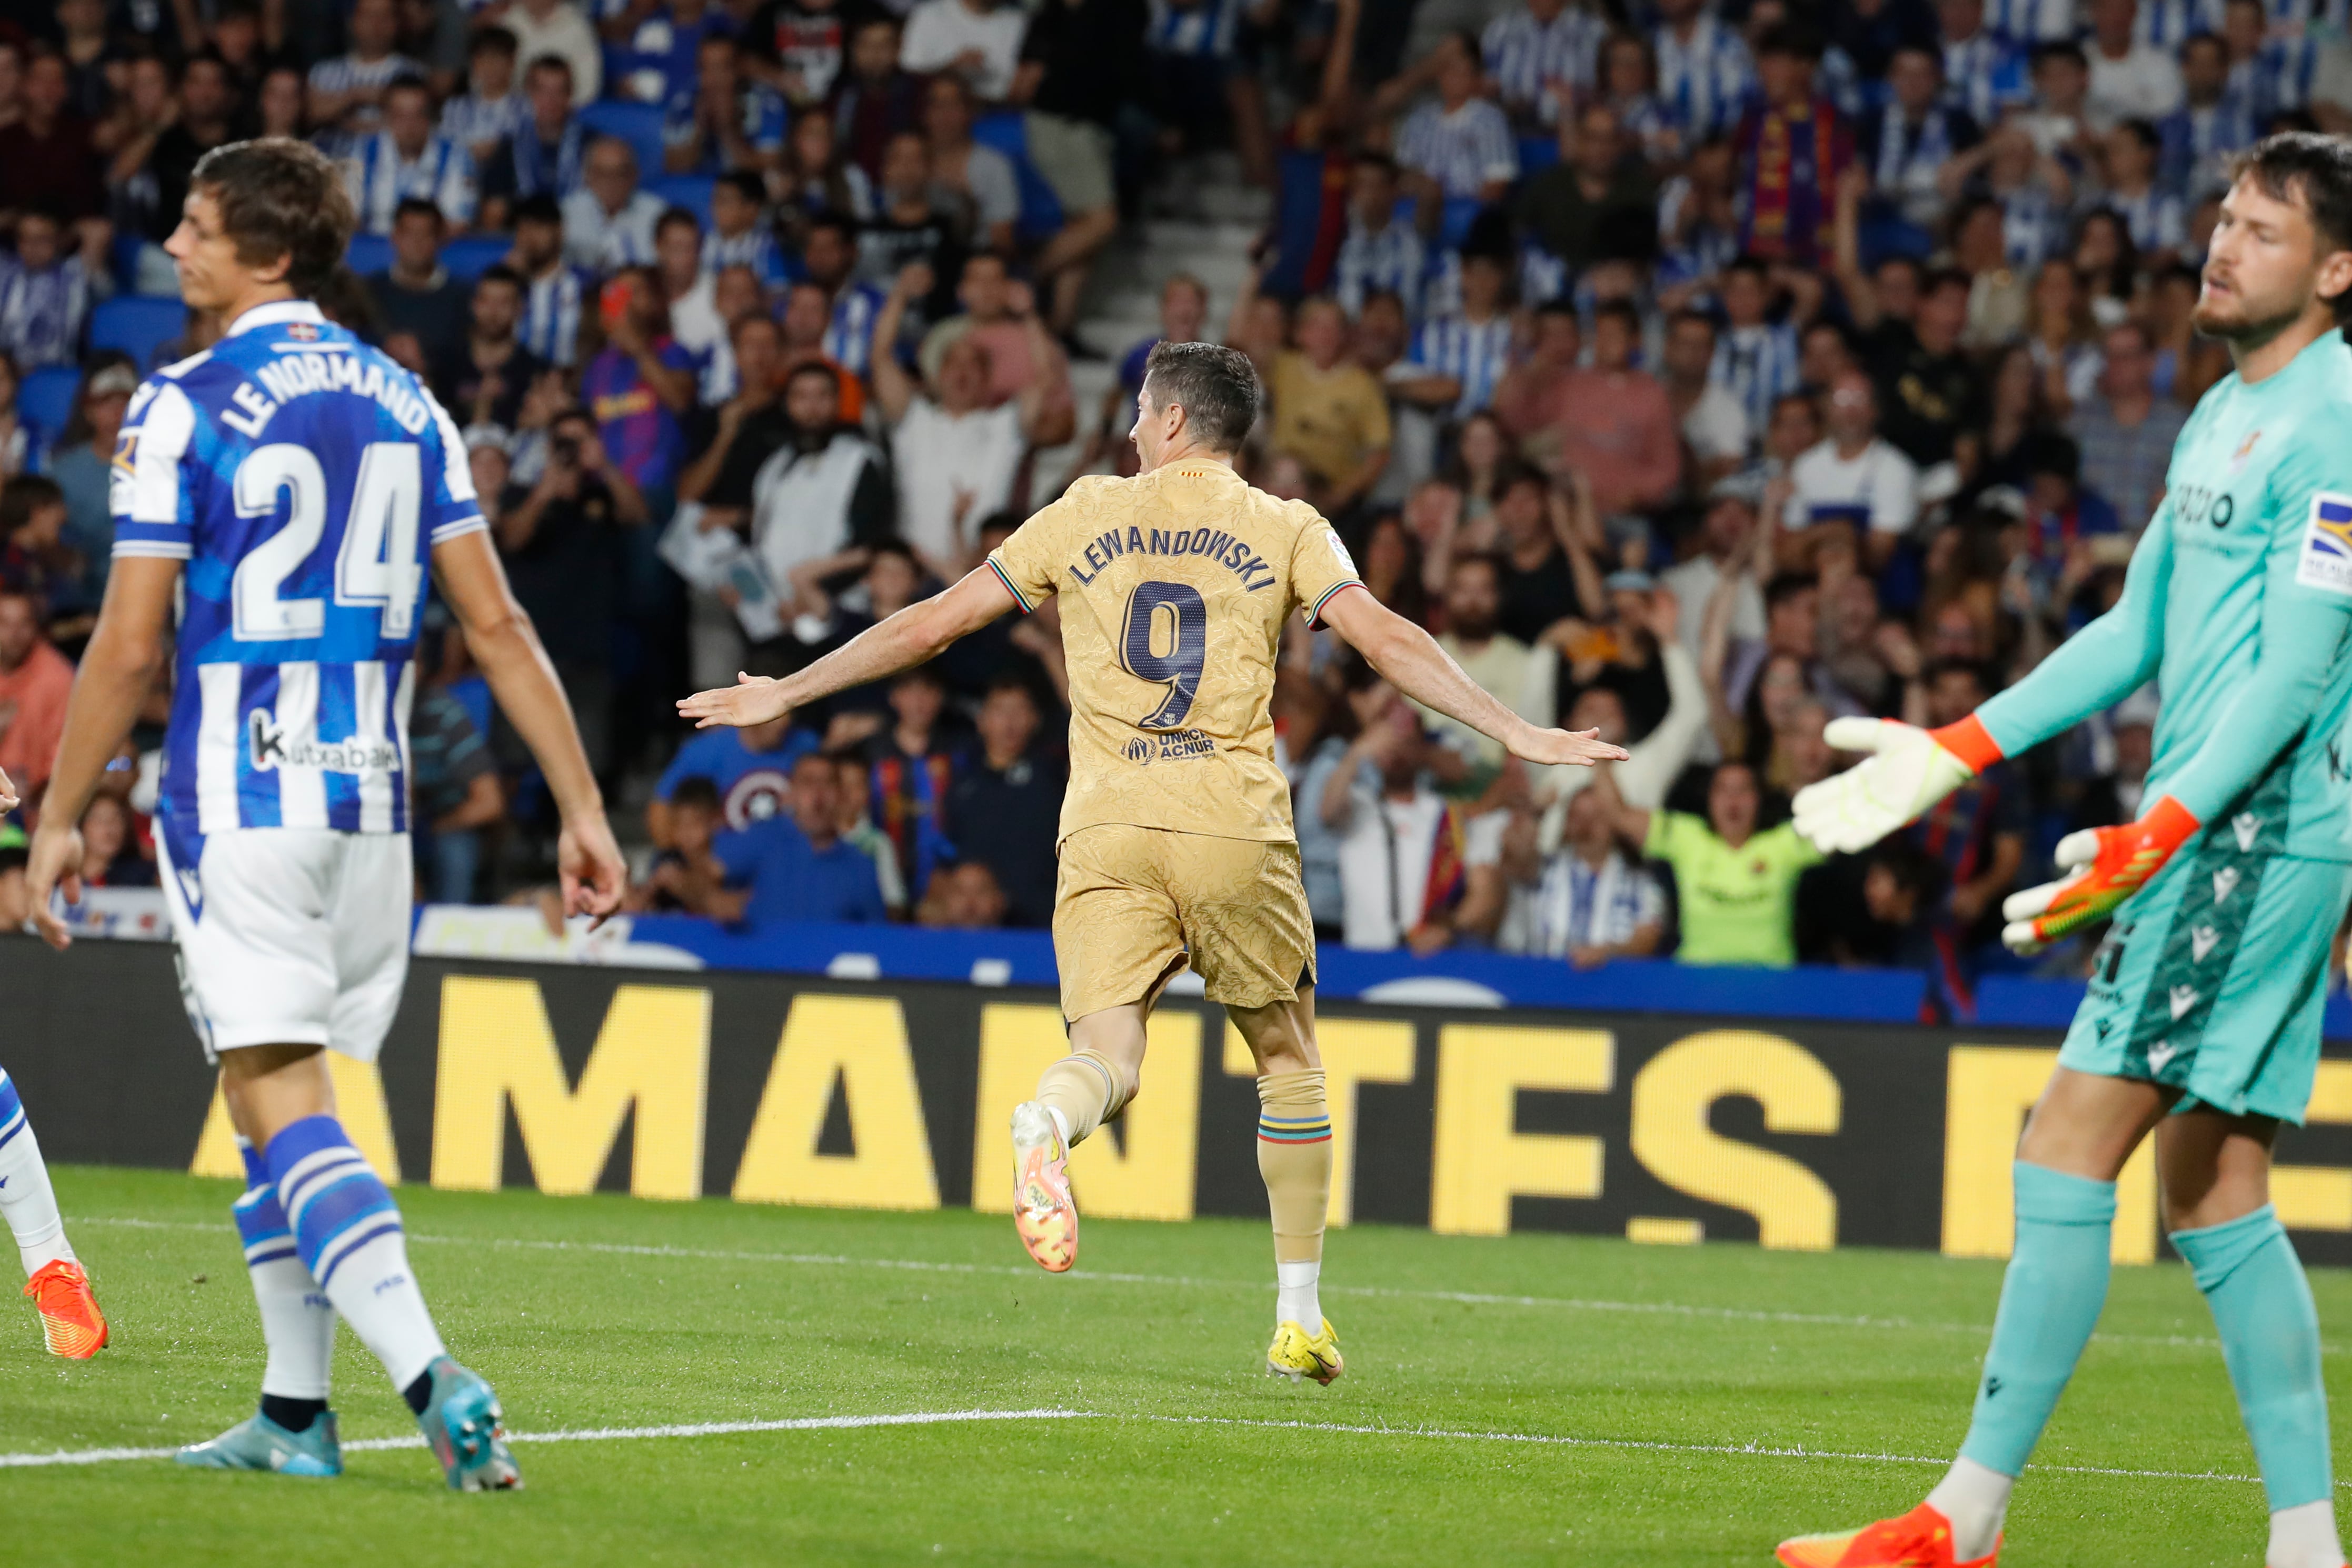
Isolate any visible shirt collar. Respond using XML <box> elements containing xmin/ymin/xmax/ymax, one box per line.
<box><xmin>226</xmin><ymin>299</ymin><xmax>327</xmax><ymax>338</ymax></box>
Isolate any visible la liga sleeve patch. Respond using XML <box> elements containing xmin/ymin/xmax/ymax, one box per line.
<box><xmin>2296</xmin><ymin>492</ymin><xmax>2352</xmax><ymax>596</ymax></box>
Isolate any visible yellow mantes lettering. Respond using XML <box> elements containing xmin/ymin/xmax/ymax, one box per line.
<box><xmin>190</xmin><ymin>1050</ymin><xmax>402</xmax><ymax>1182</ymax></box>
<box><xmin>1222</xmin><ymin>1017</ymin><xmax>1415</xmax><ymax>1227</ymax></box>
<box><xmin>1429</xmin><ymin>1024</ymin><xmax>1612</xmax><ymax>1236</ymax></box>
<box><xmin>971</xmin><ymin>1004</ymin><xmax>1200</xmax><ymax>1221</ymax></box>
<box><xmin>2273</xmin><ymin>1062</ymin><xmax>2352</xmax><ymax>1231</ymax></box>
<box><xmin>1941</xmin><ymin>1046</ymin><xmax>2156</xmax><ymax>1264</ymax></box>
<box><xmin>428</xmin><ymin>977</ymin><xmax>709</xmax><ymax>1200</ymax></box>
<box><xmin>732</xmin><ymin>994</ymin><xmax>939</xmax><ymax>1210</ymax></box>
<box><xmin>1628</xmin><ymin>1030</ymin><xmax>1839</xmax><ymax>1251</ymax></box>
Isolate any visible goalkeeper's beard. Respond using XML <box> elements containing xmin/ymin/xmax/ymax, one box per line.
<box><xmin>2192</xmin><ymin>277</ymin><xmax>2313</xmax><ymax>349</ymax></box>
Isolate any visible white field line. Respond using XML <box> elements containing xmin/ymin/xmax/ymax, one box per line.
<box><xmin>0</xmin><ymin>1405</ymin><xmax>2291</xmax><ymax>1488</ymax></box>
<box><xmin>70</xmin><ymin>1215</ymin><xmax>2240</xmax><ymax>1352</ymax></box>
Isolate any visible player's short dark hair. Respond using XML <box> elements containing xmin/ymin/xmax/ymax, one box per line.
<box><xmin>1142</xmin><ymin>341</ymin><xmax>1260</xmax><ymax>454</ymax></box>
<box><xmin>2232</xmin><ymin>131</ymin><xmax>2352</xmax><ymax>320</ymax></box>
<box><xmin>669</xmin><ymin>775</ymin><xmax>722</xmax><ymax>813</ymax></box>
<box><xmin>191</xmin><ymin>137</ymin><xmax>357</xmax><ymax>299</ymax></box>
<box><xmin>0</xmin><ymin>474</ymin><xmax>63</xmax><ymax>532</ymax></box>
<box><xmin>470</xmin><ymin>23</ymin><xmax>517</xmax><ymax>56</ymax></box>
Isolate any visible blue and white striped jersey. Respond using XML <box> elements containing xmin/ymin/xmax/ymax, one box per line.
<box><xmin>1653</xmin><ymin>13</ymin><xmax>1755</xmax><ymax>144</ymax></box>
<box><xmin>0</xmin><ymin>256</ymin><xmax>93</xmax><ymax>371</ymax></box>
<box><xmin>1395</xmin><ymin>97</ymin><xmax>1520</xmax><ymax>199</ymax></box>
<box><xmin>704</xmin><ymin>224</ymin><xmax>791</xmax><ymax>288</ymax></box>
<box><xmin>1408</xmin><ymin>309</ymin><xmax>1515</xmax><ymax>418</ymax></box>
<box><xmin>2104</xmin><ymin>183</ymin><xmax>2186</xmax><ymax>253</ymax></box>
<box><xmin>2159</xmin><ymin>92</ymin><xmax>2257</xmax><ymax>197</ymax></box>
<box><xmin>109</xmin><ymin>301</ymin><xmax>484</xmax><ymax>842</ymax></box>
<box><xmin>2135</xmin><ymin>0</ymin><xmax>2224</xmax><ymax>47</ymax></box>
<box><xmin>1333</xmin><ymin>219</ymin><xmax>1426</xmax><ymax>319</ymax></box>
<box><xmin>825</xmin><ymin>282</ymin><xmax>884</xmax><ymax>377</ymax></box>
<box><xmin>519</xmin><ymin>259</ymin><xmax>587</xmax><ymax>366</ymax></box>
<box><xmin>345</xmin><ymin>131</ymin><xmax>480</xmax><ymax>234</ymax></box>
<box><xmin>2234</xmin><ymin>37</ymin><xmax>2319</xmax><ymax>120</ymax></box>
<box><xmin>1710</xmin><ymin>320</ymin><xmax>1800</xmax><ymax>440</ymax></box>
<box><xmin>1482</xmin><ymin>3</ymin><xmax>1605</xmax><ymax>121</ymax></box>
<box><xmin>1941</xmin><ymin>33</ymin><xmax>2031</xmax><ymax>128</ymax></box>
<box><xmin>1983</xmin><ymin>0</ymin><xmax>2074</xmax><ymax>43</ymax></box>
<box><xmin>438</xmin><ymin>89</ymin><xmax>529</xmax><ymax>154</ymax></box>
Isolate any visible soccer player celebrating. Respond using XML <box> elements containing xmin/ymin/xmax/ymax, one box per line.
<box><xmin>25</xmin><ymin>139</ymin><xmax>626</xmax><ymax>1488</ymax></box>
<box><xmin>681</xmin><ymin>342</ymin><xmax>1625</xmax><ymax>1382</ymax></box>
<box><xmin>1779</xmin><ymin>133</ymin><xmax>2352</xmax><ymax>1568</ymax></box>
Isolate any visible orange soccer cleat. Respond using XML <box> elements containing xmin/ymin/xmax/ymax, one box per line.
<box><xmin>1777</xmin><ymin>1504</ymin><xmax>1997</xmax><ymax>1568</ymax></box>
<box><xmin>1009</xmin><ymin>1101</ymin><xmax>1079</xmax><ymax>1272</ymax></box>
<box><xmin>24</xmin><ymin>1260</ymin><xmax>107</xmax><ymax>1358</ymax></box>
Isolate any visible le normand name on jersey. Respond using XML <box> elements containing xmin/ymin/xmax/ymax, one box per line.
<box><xmin>215</xmin><ymin>345</ymin><xmax>436</xmax><ymax>440</ymax></box>
<box><xmin>1065</xmin><ymin>522</ymin><xmax>1279</xmax><ymax>592</ymax></box>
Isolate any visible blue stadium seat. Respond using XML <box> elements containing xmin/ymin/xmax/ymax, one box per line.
<box><xmin>17</xmin><ymin>365</ymin><xmax>79</xmax><ymax>466</ymax></box>
<box><xmin>580</xmin><ymin>99</ymin><xmax>667</xmax><ymax>179</ymax></box>
<box><xmin>648</xmin><ymin>174</ymin><xmax>715</xmax><ymax>228</ymax></box>
<box><xmin>108</xmin><ymin>232</ymin><xmax>147</xmax><ymax>293</ymax></box>
<box><xmin>89</xmin><ymin>296</ymin><xmax>188</xmax><ymax>371</ymax></box>
<box><xmin>345</xmin><ymin>232</ymin><xmax>392</xmax><ymax>276</ymax></box>
<box><xmin>441</xmin><ymin>235</ymin><xmax>512</xmax><ymax>281</ymax></box>
<box><xmin>1518</xmin><ymin>135</ymin><xmax>1559</xmax><ymax>175</ymax></box>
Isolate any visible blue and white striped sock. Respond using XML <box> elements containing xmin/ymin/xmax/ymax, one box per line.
<box><xmin>234</xmin><ymin>1140</ymin><xmax>335</xmax><ymax>1404</ymax></box>
<box><xmin>264</xmin><ymin>1115</ymin><xmax>446</xmax><ymax>1393</ymax></box>
<box><xmin>0</xmin><ymin>1067</ymin><xmax>74</xmax><ymax>1275</ymax></box>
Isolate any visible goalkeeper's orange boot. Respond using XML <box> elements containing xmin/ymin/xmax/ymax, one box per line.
<box><xmin>24</xmin><ymin>1259</ymin><xmax>107</xmax><ymax>1358</ymax></box>
<box><xmin>1777</xmin><ymin>1503</ymin><xmax>1997</xmax><ymax>1567</ymax></box>
<box><xmin>1010</xmin><ymin>1101</ymin><xmax>1078</xmax><ymax>1272</ymax></box>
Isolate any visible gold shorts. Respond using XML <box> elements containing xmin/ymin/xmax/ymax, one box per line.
<box><xmin>1052</xmin><ymin>825</ymin><xmax>1315</xmax><ymax>1021</ymax></box>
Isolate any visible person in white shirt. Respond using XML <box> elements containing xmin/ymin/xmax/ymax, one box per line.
<box><xmin>899</xmin><ymin>0</ymin><xmax>1028</xmax><ymax>102</ymax></box>
<box><xmin>560</xmin><ymin>135</ymin><xmax>667</xmax><ymax>271</ymax></box>
<box><xmin>1661</xmin><ymin>477</ymin><xmax>1768</xmax><ymax>656</ymax></box>
<box><xmin>869</xmin><ymin>261</ymin><xmax>1057</xmax><ymax>575</ymax></box>
<box><xmin>654</xmin><ymin>208</ymin><xmax>726</xmax><ymax>369</ymax></box>
<box><xmin>1324</xmin><ymin>695</ymin><xmax>1510</xmax><ymax>954</ymax></box>
<box><xmin>1662</xmin><ymin>308</ymin><xmax>1750</xmax><ymax>480</ymax></box>
<box><xmin>2083</xmin><ymin>0</ymin><xmax>2182</xmax><ymax>129</ymax></box>
<box><xmin>346</xmin><ymin>78</ymin><xmax>480</xmax><ymax>234</ymax></box>
<box><xmin>496</xmin><ymin>0</ymin><xmax>603</xmax><ymax>103</ymax></box>
<box><xmin>1784</xmin><ymin>368</ymin><xmax>1919</xmax><ymax>568</ymax></box>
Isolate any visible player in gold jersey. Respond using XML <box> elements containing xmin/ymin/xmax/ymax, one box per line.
<box><xmin>679</xmin><ymin>343</ymin><xmax>1624</xmax><ymax>1381</ymax></box>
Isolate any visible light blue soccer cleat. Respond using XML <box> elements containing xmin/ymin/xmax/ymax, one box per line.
<box><xmin>174</xmin><ymin>1410</ymin><xmax>343</xmax><ymax>1476</ymax></box>
<box><xmin>413</xmin><ymin>1357</ymin><xmax>522</xmax><ymax>1491</ymax></box>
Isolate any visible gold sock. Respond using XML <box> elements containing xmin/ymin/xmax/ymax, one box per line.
<box><xmin>1034</xmin><ymin>1049</ymin><xmax>1135</xmax><ymax>1147</ymax></box>
<box><xmin>1256</xmin><ymin>1070</ymin><xmax>1331</xmax><ymax>1264</ymax></box>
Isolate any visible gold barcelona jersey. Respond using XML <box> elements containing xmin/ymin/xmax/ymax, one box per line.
<box><xmin>985</xmin><ymin>458</ymin><xmax>1362</xmax><ymax>847</ymax></box>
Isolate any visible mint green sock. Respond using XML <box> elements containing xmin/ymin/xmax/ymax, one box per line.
<box><xmin>2171</xmin><ymin>1204</ymin><xmax>2334</xmax><ymax>1511</ymax></box>
<box><xmin>1957</xmin><ymin>1162</ymin><xmax>2116</xmax><ymax>1477</ymax></box>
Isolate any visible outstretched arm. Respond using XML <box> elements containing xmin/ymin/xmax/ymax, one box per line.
<box><xmin>1319</xmin><ymin>586</ymin><xmax>1628</xmax><ymax>769</ymax></box>
<box><xmin>680</xmin><ymin>564</ymin><xmax>1021</xmax><ymax>727</ymax></box>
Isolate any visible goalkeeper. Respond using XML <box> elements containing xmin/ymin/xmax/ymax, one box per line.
<box><xmin>1779</xmin><ymin>135</ymin><xmax>2352</xmax><ymax>1568</ymax></box>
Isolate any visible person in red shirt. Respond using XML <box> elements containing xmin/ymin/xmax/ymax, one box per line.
<box><xmin>0</xmin><ymin>588</ymin><xmax>75</xmax><ymax>821</ymax></box>
<box><xmin>1553</xmin><ymin>301</ymin><xmax>1683</xmax><ymax>517</ymax></box>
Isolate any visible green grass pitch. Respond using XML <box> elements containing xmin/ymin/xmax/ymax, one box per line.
<box><xmin>0</xmin><ymin>1166</ymin><xmax>2333</xmax><ymax>1565</ymax></box>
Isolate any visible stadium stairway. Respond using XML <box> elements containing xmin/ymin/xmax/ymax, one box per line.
<box><xmin>1026</xmin><ymin>151</ymin><xmax>1268</xmax><ymax>497</ymax></box>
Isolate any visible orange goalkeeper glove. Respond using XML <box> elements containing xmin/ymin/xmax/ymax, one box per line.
<box><xmin>2000</xmin><ymin>796</ymin><xmax>2201</xmax><ymax>954</ymax></box>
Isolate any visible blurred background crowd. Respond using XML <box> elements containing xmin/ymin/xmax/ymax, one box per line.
<box><xmin>0</xmin><ymin>0</ymin><xmax>2330</xmax><ymax>1014</ymax></box>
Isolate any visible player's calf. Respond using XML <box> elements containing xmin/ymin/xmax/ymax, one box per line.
<box><xmin>1257</xmin><ymin>1069</ymin><xmax>1339</xmax><ymax>1384</ymax></box>
<box><xmin>0</xmin><ymin>1067</ymin><xmax>104</xmax><ymax>1357</ymax></box>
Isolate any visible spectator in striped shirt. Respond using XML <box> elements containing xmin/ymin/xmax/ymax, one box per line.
<box><xmin>1395</xmin><ymin>244</ymin><xmax>1516</xmax><ymax>421</ymax></box>
<box><xmin>441</xmin><ymin>26</ymin><xmax>530</xmax><ymax>168</ymax></box>
<box><xmin>1332</xmin><ymin>152</ymin><xmax>1426</xmax><ymax>320</ymax></box>
<box><xmin>2224</xmin><ymin>0</ymin><xmax>2316</xmax><ymax>120</ymax></box>
<box><xmin>306</xmin><ymin>0</ymin><xmax>424</xmax><ymax>137</ymax></box>
<box><xmin>504</xmin><ymin>193</ymin><xmax>588</xmax><ymax>366</ymax></box>
<box><xmin>346</xmin><ymin>78</ymin><xmax>480</xmax><ymax>234</ymax></box>
<box><xmin>663</xmin><ymin>32</ymin><xmax>789</xmax><ymax>178</ymax></box>
<box><xmin>478</xmin><ymin>55</ymin><xmax>587</xmax><ymax>229</ymax></box>
<box><xmin>1653</xmin><ymin>0</ymin><xmax>1758</xmax><ymax>147</ymax></box>
<box><xmin>0</xmin><ymin>211</ymin><xmax>96</xmax><ymax>373</ymax></box>
<box><xmin>1938</xmin><ymin>0</ymin><xmax>2031</xmax><ymax>128</ymax></box>
<box><xmin>801</xmin><ymin>211</ymin><xmax>888</xmax><ymax>378</ymax></box>
<box><xmin>1710</xmin><ymin>256</ymin><xmax>1803</xmax><ymax>441</ymax></box>
<box><xmin>702</xmin><ymin>172</ymin><xmax>790</xmax><ymax>291</ymax></box>
<box><xmin>2099</xmin><ymin>118</ymin><xmax>2185</xmax><ymax>263</ymax></box>
<box><xmin>2159</xmin><ymin>33</ymin><xmax>2256</xmax><ymax>198</ymax></box>
<box><xmin>1986</xmin><ymin>0</ymin><xmax>2075</xmax><ymax>43</ymax></box>
<box><xmin>1394</xmin><ymin>32</ymin><xmax>1520</xmax><ymax>211</ymax></box>
<box><xmin>1482</xmin><ymin>0</ymin><xmax>1605</xmax><ymax>130</ymax></box>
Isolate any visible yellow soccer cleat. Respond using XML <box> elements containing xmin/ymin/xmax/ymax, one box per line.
<box><xmin>24</xmin><ymin>1260</ymin><xmax>107</xmax><ymax>1359</ymax></box>
<box><xmin>1265</xmin><ymin>1317</ymin><xmax>1343</xmax><ymax>1385</ymax></box>
<box><xmin>1010</xmin><ymin>1101</ymin><xmax>1079</xmax><ymax>1273</ymax></box>
<box><xmin>1777</xmin><ymin>1503</ymin><xmax>1997</xmax><ymax>1567</ymax></box>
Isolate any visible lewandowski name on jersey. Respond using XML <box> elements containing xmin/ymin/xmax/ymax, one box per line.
<box><xmin>109</xmin><ymin>300</ymin><xmax>486</xmax><ymax>845</ymax></box>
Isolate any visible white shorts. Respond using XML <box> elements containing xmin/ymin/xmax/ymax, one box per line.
<box><xmin>155</xmin><ymin>827</ymin><xmax>413</xmax><ymax>1064</ymax></box>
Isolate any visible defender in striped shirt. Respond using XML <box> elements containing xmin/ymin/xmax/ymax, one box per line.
<box><xmin>26</xmin><ymin>137</ymin><xmax>624</xmax><ymax>1491</ymax></box>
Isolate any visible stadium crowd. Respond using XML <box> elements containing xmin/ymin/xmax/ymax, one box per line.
<box><xmin>0</xmin><ymin>0</ymin><xmax>2336</xmax><ymax>1014</ymax></box>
